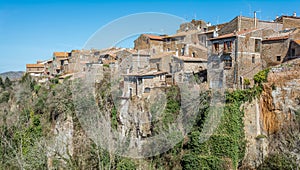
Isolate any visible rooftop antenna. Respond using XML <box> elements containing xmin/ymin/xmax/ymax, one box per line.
<box><xmin>185</xmin><ymin>15</ymin><xmax>188</xmax><ymax>21</ymax></box>
<box><xmin>248</xmin><ymin>4</ymin><xmax>252</xmax><ymax>17</ymax></box>
<box><xmin>160</xmin><ymin>28</ymin><xmax>165</xmax><ymax>35</ymax></box>
<box><xmin>194</xmin><ymin>13</ymin><xmax>197</xmax><ymax>20</ymax></box>
<box><xmin>256</xmin><ymin>10</ymin><xmax>262</xmax><ymax>19</ymax></box>
<box><xmin>216</xmin><ymin>16</ymin><xmax>219</xmax><ymax>25</ymax></box>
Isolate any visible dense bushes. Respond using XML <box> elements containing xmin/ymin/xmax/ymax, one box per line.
<box><xmin>258</xmin><ymin>154</ymin><xmax>297</xmax><ymax>170</ymax></box>
<box><xmin>254</xmin><ymin>68</ymin><xmax>270</xmax><ymax>85</ymax></box>
<box><xmin>2</xmin><ymin>69</ymin><xmax>296</xmax><ymax>169</ymax></box>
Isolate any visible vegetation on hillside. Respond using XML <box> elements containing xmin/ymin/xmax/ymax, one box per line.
<box><xmin>0</xmin><ymin>69</ymin><xmax>298</xmax><ymax>169</ymax></box>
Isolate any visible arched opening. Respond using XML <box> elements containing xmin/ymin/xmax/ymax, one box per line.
<box><xmin>223</xmin><ymin>55</ymin><xmax>232</xmax><ymax>69</ymax></box>
<box><xmin>144</xmin><ymin>87</ymin><xmax>151</xmax><ymax>93</ymax></box>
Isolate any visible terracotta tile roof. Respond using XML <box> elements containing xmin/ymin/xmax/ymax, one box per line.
<box><xmin>124</xmin><ymin>71</ymin><xmax>168</xmax><ymax>77</ymax></box>
<box><xmin>209</xmin><ymin>28</ymin><xmax>258</xmax><ymax>40</ymax></box>
<box><xmin>53</xmin><ymin>52</ymin><xmax>69</xmax><ymax>58</ymax></box>
<box><xmin>197</xmin><ymin>30</ymin><xmax>214</xmax><ymax>35</ymax></box>
<box><xmin>26</xmin><ymin>64</ymin><xmax>44</xmax><ymax>68</ymax></box>
<box><xmin>132</xmin><ymin>49</ymin><xmax>151</xmax><ymax>55</ymax></box>
<box><xmin>56</xmin><ymin>57</ymin><xmax>68</xmax><ymax>60</ymax></box>
<box><xmin>208</xmin><ymin>23</ymin><xmax>228</xmax><ymax>31</ymax></box>
<box><xmin>102</xmin><ymin>59</ymin><xmax>116</xmax><ymax>65</ymax></box>
<box><xmin>173</xmin><ymin>56</ymin><xmax>207</xmax><ymax>62</ymax></box>
<box><xmin>143</xmin><ymin>34</ymin><xmax>165</xmax><ymax>40</ymax></box>
<box><xmin>165</xmin><ymin>30</ymin><xmax>199</xmax><ymax>38</ymax></box>
<box><xmin>263</xmin><ymin>35</ymin><xmax>289</xmax><ymax>41</ymax></box>
<box><xmin>294</xmin><ymin>39</ymin><xmax>300</xmax><ymax>45</ymax></box>
<box><xmin>150</xmin><ymin>52</ymin><xmax>175</xmax><ymax>59</ymax></box>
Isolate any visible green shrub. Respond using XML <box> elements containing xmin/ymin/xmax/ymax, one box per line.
<box><xmin>4</xmin><ymin>77</ymin><xmax>12</xmax><ymax>88</ymax></box>
<box><xmin>255</xmin><ymin>134</ymin><xmax>267</xmax><ymax>140</ymax></box>
<box><xmin>116</xmin><ymin>158</ymin><xmax>136</xmax><ymax>170</ymax></box>
<box><xmin>258</xmin><ymin>154</ymin><xmax>297</xmax><ymax>170</ymax></box>
<box><xmin>33</xmin><ymin>84</ymin><xmax>41</xmax><ymax>93</ymax></box>
<box><xmin>0</xmin><ymin>77</ymin><xmax>4</xmax><ymax>88</ymax></box>
<box><xmin>50</xmin><ymin>78</ymin><xmax>59</xmax><ymax>84</ymax></box>
<box><xmin>254</xmin><ymin>69</ymin><xmax>270</xmax><ymax>85</ymax></box>
<box><xmin>0</xmin><ymin>91</ymin><xmax>10</xmax><ymax>103</ymax></box>
<box><xmin>181</xmin><ymin>153</ymin><xmax>225</xmax><ymax>170</ymax></box>
<box><xmin>103</xmin><ymin>64</ymin><xmax>110</xmax><ymax>68</ymax></box>
<box><xmin>111</xmin><ymin>105</ymin><xmax>118</xmax><ymax>130</ymax></box>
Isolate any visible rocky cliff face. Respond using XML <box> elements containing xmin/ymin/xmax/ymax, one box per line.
<box><xmin>243</xmin><ymin>60</ymin><xmax>300</xmax><ymax>169</ymax></box>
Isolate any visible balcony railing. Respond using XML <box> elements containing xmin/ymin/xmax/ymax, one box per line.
<box><xmin>223</xmin><ymin>48</ymin><xmax>232</xmax><ymax>54</ymax></box>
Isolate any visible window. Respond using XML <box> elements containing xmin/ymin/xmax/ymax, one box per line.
<box><xmin>223</xmin><ymin>55</ymin><xmax>232</xmax><ymax>69</ymax></box>
<box><xmin>192</xmin><ymin>52</ymin><xmax>196</xmax><ymax>58</ymax></box>
<box><xmin>129</xmin><ymin>88</ymin><xmax>132</xmax><ymax>98</ymax></box>
<box><xmin>201</xmin><ymin>36</ymin><xmax>206</xmax><ymax>44</ymax></box>
<box><xmin>167</xmin><ymin>48</ymin><xmax>170</xmax><ymax>52</ymax></box>
<box><xmin>224</xmin><ymin>41</ymin><xmax>232</xmax><ymax>52</ymax></box>
<box><xmin>277</xmin><ymin>56</ymin><xmax>281</xmax><ymax>61</ymax></box>
<box><xmin>255</xmin><ymin>39</ymin><xmax>261</xmax><ymax>52</ymax></box>
<box><xmin>181</xmin><ymin>48</ymin><xmax>185</xmax><ymax>56</ymax></box>
<box><xmin>144</xmin><ymin>87</ymin><xmax>151</xmax><ymax>93</ymax></box>
<box><xmin>156</xmin><ymin>63</ymin><xmax>160</xmax><ymax>71</ymax></box>
<box><xmin>292</xmin><ymin>49</ymin><xmax>296</xmax><ymax>56</ymax></box>
<box><xmin>214</xmin><ymin>43</ymin><xmax>219</xmax><ymax>53</ymax></box>
<box><xmin>252</xmin><ymin>55</ymin><xmax>255</xmax><ymax>63</ymax></box>
<box><xmin>153</xmin><ymin>48</ymin><xmax>156</xmax><ymax>54</ymax></box>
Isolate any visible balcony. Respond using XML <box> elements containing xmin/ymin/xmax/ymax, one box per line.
<box><xmin>223</xmin><ymin>48</ymin><xmax>232</xmax><ymax>54</ymax></box>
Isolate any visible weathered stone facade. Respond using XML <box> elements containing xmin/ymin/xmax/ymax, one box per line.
<box><xmin>134</xmin><ymin>34</ymin><xmax>164</xmax><ymax>55</ymax></box>
<box><xmin>262</xmin><ymin>37</ymin><xmax>290</xmax><ymax>67</ymax></box>
<box><xmin>208</xmin><ymin>29</ymin><xmax>267</xmax><ymax>88</ymax></box>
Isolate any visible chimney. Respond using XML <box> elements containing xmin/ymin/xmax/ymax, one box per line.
<box><xmin>213</xmin><ymin>26</ymin><xmax>218</xmax><ymax>38</ymax></box>
<box><xmin>254</xmin><ymin>11</ymin><xmax>257</xmax><ymax>29</ymax></box>
<box><xmin>293</xmin><ymin>12</ymin><xmax>297</xmax><ymax>17</ymax></box>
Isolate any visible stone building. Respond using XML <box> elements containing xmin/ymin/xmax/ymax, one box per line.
<box><xmin>26</xmin><ymin>63</ymin><xmax>45</xmax><ymax>77</ymax></box>
<box><xmin>286</xmin><ymin>39</ymin><xmax>300</xmax><ymax>61</ymax></box>
<box><xmin>43</xmin><ymin>59</ymin><xmax>53</xmax><ymax>76</ymax></box>
<box><xmin>217</xmin><ymin>14</ymin><xmax>283</xmax><ymax>36</ymax></box>
<box><xmin>134</xmin><ymin>34</ymin><xmax>165</xmax><ymax>55</ymax></box>
<box><xmin>171</xmin><ymin>56</ymin><xmax>207</xmax><ymax>83</ymax></box>
<box><xmin>162</xmin><ymin>30</ymin><xmax>208</xmax><ymax>59</ymax></box>
<box><xmin>117</xmin><ymin>49</ymin><xmax>151</xmax><ymax>74</ymax></box>
<box><xmin>123</xmin><ymin>71</ymin><xmax>168</xmax><ymax>98</ymax></box>
<box><xmin>149</xmin><ymin>52</ymin><xmax>174</xmax><ymax>73</ymax></box>
<box><xmin>261</xmin><ymin>27</ymin><xmax>300</xmax><ymax>68</ymax></box>
<box><xmin>52</xmin><ymin>52</ymin><xmax>70</xmax><ymax>75</ymax></box>
<box><xmin>274</xmin><ymin>13</ymin><xmax>300</xmax><ymax>29</ymax></box>
<box><xmin>177</xmin><ymin>19</ymin><xmax>208</xmax><ymax>32</ymax></box>
<box><xmin>133</xmin><ymin>19</ymin><xmax>211</xmax><ymax>60</ymax></box>
<box><xmin>261</xmin><ymin>35</ymin><xmax>290</xmax><ymax>67</ymax></box>
<box><xmin>206</xmin><ymin>13</ymin><xmax>300</xmax><ymax>89</ymax></box>
<box><xmin>208</xmin><ymin>29</ymin><xmax>266</xmax><ymax>89</ymax></box>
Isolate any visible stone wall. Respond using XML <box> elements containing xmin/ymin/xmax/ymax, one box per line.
<box><xmin>283</xmin><ymin>17</ymin><xmax>300</xmax><ymax>29</ymax></box>
<box><xmin>134</xmin><ymin>35</ymin><xmax>150</xmax><ymax>50</ymax></box>
<box><xmin>131</xmin><ymin>54</ymin><xmax>150</xmax><ymax>73</ymax></box>
<box><xmin>237</xmin><ymin>31</ymin><xmax>263</xmax><ymax>87</ymax></box>
<box><xmin>134</xmin><ymin>35</ymin><xmax>163</xmax><ymax>55</ymax></box>
<box><xmin>187</xmin><ymin>44</ymin><xmax>208</xmax><ymax>59</ymax></box>
<box><xmin>262</xmin><ymin>39</ymin><xmax>290</xmax><ymax>67</ymax></box>
<box><xmin>218</xmin><ymin>17</ymin><xmax>238</xmax><ymax>35</ymax></box>
<box><xmin>258</xmin><ymin>21</ymin><xmax>283</xmax><ymax>31</ymax></box>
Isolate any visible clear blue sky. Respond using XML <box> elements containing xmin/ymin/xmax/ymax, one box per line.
<box><xmin>0</xmin><ymin>0</ymin><xmax>299</xmax><ymax>73</ymax></box>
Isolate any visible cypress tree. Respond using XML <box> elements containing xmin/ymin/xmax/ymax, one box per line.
<box><xmin>4</xmin><ymin>77</ymin><xmax>12</xmax><ymax>87</ymax></box>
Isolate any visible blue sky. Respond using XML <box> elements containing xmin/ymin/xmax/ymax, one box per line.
<box><xmin>0</xmin><ymin>0</ymin><xmax>299</xmax><ymax>73</ymax></box>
